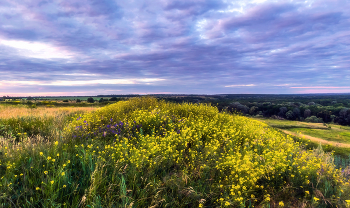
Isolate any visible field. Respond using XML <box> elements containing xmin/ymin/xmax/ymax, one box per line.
<box><xmin>253</xmin><ymin>118</ymin><xmax>350</xmax><ymax>157</ymax></box>
<box><xmin>254</xmin><ymin>118</ymin><xmax>350</xmax><ymax>144</ymax></box>
<box><xmin>0</xmin><ymin>97</ymin><xmax>350</xmax><ymax>207</ymax></box>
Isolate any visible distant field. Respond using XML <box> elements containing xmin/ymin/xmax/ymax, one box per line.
<box><xmin>254</xmin><ymin>118</ymin><xmax>350</xmax><ymax>144</ymax></box>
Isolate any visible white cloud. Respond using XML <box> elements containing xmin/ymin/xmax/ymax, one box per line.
<box><xmin>0</xmin><ymin>78</ymin><xmax>166</xmax><ymax>86</ymax></box>
<box><xmin>0</xmin><ymin>39</ymin><xmax>75</xmax><ymax>59</ymax></box>
<box><xmin>225</xmin><ymin>84</ymin><xmax>256</xmax><ymax>87</ymax></box>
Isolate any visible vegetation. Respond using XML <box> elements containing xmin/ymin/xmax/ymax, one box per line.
<box><xmin>0</xmin><ymin>97</ymin><xmax>349</xmax><ymax>207</ymax></box>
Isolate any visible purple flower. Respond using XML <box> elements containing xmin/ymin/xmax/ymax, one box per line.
<box><xmin>110</xmin><ymin>118</ymin><xmax>113</xmax><ymax>122</ymax></box>
<box><xmin>84</xmin><ymin>121</ymin><xmax>87</xmax><ymax>123</ymax></box>
<box><xmin>107</xmin><ymin>125</ymin><xmax>110</xmax><ymax>128</ymax></box>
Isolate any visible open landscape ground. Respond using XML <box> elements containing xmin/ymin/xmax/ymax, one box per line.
<box><xmin>0</xmin><ymin>98</ymin><xmax>350</xmax><ymax>207</ymax></box>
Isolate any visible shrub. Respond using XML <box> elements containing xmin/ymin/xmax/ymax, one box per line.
<box><xmin>305</xmin><ymin>116</ymin><xmax>324</xmax><ymax>123</ymax></box>
<box><xmin>87</xmin><ymin>97</ymin><xmax>95</xmax><ymax>103</ymax></box>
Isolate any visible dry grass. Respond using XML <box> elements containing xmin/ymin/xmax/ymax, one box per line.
<box><xmin>0</xmin><ymin>105</ymin><xmax>98</xmax><ymax>119</ymax></box>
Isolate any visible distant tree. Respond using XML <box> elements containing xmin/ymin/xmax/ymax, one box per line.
<box><xmin>109</xmin><ymin>97</ymin><xmax>118</xmax><ymax>101</ymax></box>
<box><xmin>278</xmin><ymin>107</ymin><xmax>288</xmax><ymax>118</ymax></box>
<box><xmin>63</xmin><ymin>100</ymin><xmax>69</xmax><ymax>102</ymax></box>
<box><xmin>76</xmin><ymin>99</ymin><xmax>81</xmax><ymax>103</ymax></box>
<box><xmin>337</xmin><ymin>108</ymin><xmax>350</xmax><ymax>125</ymax></box>
<box><xmin>249</xmin><ymin>106</ymin><xmax>258</xmax><ymax>115</ymax></box>
<box><xmin>286</xmin><ymin>110</ymin><xmax>294</xmax><ymax>120</ymax></box>
<box><xmin>99</xmin><ymin>98</ymin><xmax>106</xmax><ymax>103</ymax></box>
<box><xmin>339</xmin><ymin>108</ymin><xmax>348</xmax><ymax>118</ymax></box>
<box><xmin>228</xmin><ymin>102</ymin><xmax>249</xmax><ymax>114</ymax></box>
<box><xmin>308</xmin><ymin>102</ymin><xmax>315</xmax><ymax>106</ymax></box>
<box><xmin>27</xmin><ymin>96</ymin><xmax>33</xmax><ymax>100</ymax></box>
<box><xmin>304</xmin><ymin>109</ymin><xmax>311</xmax><ymax>118</ymax></box>
<box><xmin>330</xmin><ymin>115</ymin><xmax>336</xmax><ymax>123</ymax></box>
<box><xmin>305</xmin><ymin>116</ymin><xmax>323</xmax><ymax>123</ymax></box>
<box><xmin>87</xmin><ymin>97</ymin><xmax>95</xmax><ymax>103</ymax></box>
<box><xmin>293</xmin><ymin>107</ymin><xmax>300</xmax><ymax>118</ymax></box>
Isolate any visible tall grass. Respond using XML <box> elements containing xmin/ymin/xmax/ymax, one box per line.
<box><xmin>0</xmin><ymin>105</ymin><xmax>98</xmax><ymax>142</ymax></box>
<box><xmin>0</xmin><ymin>98</ymin><xmax>349</xmax><ymax>207</ymax></box>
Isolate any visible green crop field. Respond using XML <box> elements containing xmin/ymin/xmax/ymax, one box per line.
<box><xmin>0</xmin><ymin>97</ymin><xmax>350</xmax><ymax>207</ymax></box>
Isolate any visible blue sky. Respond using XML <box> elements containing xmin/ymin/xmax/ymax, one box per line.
<box><xmin>0</xmin><ymin>0</ymin><xmax>349</xmax><ymax>96</ymax></box>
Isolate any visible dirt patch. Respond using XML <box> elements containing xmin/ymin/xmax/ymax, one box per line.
<box><xmin>281</xmin><ymin>129</ymin><xmax>350</xmax><ymax>148</ymax></box>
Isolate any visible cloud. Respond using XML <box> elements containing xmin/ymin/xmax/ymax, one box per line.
<box><xmin>0</xmin><ymin>0</ymin><xmax>350</xmax><ymax>95</ymax></box>
<box><xmin>225</xmin><ymin>84</ymin><xmax>256</xmax><ymax>87</ymax></box>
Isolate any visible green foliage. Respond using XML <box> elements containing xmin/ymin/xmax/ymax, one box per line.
<box><xmin>87</xmin><ymin>97</ymin><xmax>95</xmax><ymax>103</ymax></box>
<box><xmin>305</xmin><ymin>116</ymin><xmax>324</xmax><ymax>123</ymax></box>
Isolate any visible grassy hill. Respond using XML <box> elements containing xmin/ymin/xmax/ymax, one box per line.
<box><xmin>0</xmin><ymin>97</ymin><xmax>349</xmax><ymax>207</ymax></box>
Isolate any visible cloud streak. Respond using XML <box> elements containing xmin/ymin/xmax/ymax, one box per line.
<box><xmin>0</xmin><ymin>0</ymin><xmax>350</xmax><ymax>95</ymax></box>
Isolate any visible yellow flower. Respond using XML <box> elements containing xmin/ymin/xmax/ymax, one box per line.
<box><xmin>61</xmin><ymin>172</ymin><xmax>65</xmax><ymax>176</ymax></box>
<box><xmin>14</xmin><ymin>175</ymin><xmax>17</xmax><ymax>177</ymax></box>
<box><xmin>50</xmin><ymin>180</ymin><xmax>54</xmax><ymax>185</ymax></box>
<box><xmin>20</xmin><ymin>173</ymin><xmax>23</xmax><ymax>176</ymax></box>
<box><xmin>52</xmin><ymin>159</ymin><xmax>56</xmax><ymax>162</ymax></box>
<box><xmin>55</xmin><ymin>141</ymin><xmax>58</xmax><ymax>145</ymax></box>
<box><xmin>225</xmin><ymin>201</ymin><xmax>230</xmax><ymax>206</ymax></box>
<box><xmin>63</xmin><ymin>185</ymin><xmax>66</xmax><ymax>188</ymax></box>
<box><xmin>57</xmin><ymin>153</ymin><xmax>59</xmax><ymax>157</ymax></box>
<box><xmin>40</xmin><ymin>152</ymin><xmax>43</xmax><ymax>156</ymax></box>
<box><xmin>63</xmin><ymin>164</ymin><xmax>66</xmax><ymax>167</ymax></box>
<box><xmin>279</xmin><ymin>201</ymin><xmax>284</xmax><ymax>207</ymax></box>
<box><xmin>314</xmin><ymin>197</ymin><xmax>319</xmax><ymax>202</ymax></box>
<box><xmin>67</xmin><ymin>160</ymin><xmax>70</xmax><ymax>163</ymax></box>
<box><xmin>44</xmin><ymin>171</ymin><xmax>48</xmax><ymax>175</ymax></box>
<box><xmin>47</xmin><ymin>156</ymin><xmax>51</xmax><ymax>160</ymax></box>
<box><xmin>345</xmin><ymin>200</ymin><xmax>350</xmax><ymax>204</ymax></box>
<box><xmin>36</xmin><ymin>187</ymin><xmax>40</xmax><ymax>190</ymax></box>
<box><xmin>305</xmin><ymin>191</ymin><xmax>310</xmax><ymax>195</ymax></box>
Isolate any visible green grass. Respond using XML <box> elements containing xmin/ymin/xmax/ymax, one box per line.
<box><xmin>255</xmin><ymin>118</ymin><xmax>350</xmax><ymax>144</ymax></box>
<box><xmin>0</xmin><ymin>98</ymin><xmax>349</xmax><ymax>207</ymax></box>
<box><xmin>253</xmin><ymin>117</ymin><xmax>350</xmax><ymax>159</ymax></box>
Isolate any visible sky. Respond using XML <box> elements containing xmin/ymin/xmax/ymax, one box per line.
<box><xmin>0</xmin><ymin>0</ymin><xmax>350</xmax><ymax>96</ymax></box>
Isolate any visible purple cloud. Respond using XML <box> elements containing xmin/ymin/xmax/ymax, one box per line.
<box><xmin>0</xmin><ymin>0</ymin><xmax>350</xmax><ymax>96</ymax></box>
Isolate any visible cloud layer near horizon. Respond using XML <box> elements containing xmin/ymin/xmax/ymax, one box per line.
<box><xmin>1</xmin><ymin>0</ymin><xmax>350</xmax><ymax>96</ymax></box>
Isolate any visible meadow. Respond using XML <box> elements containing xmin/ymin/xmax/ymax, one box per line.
<box><xmin>253</xmin><ymin>118</ymin><xmax>350</xmax><ymax>158</ymax></box>
<box><xmin>0</xmin><ymin>97</ymin><xmax>350</xmax><ymax>207</ymax></box>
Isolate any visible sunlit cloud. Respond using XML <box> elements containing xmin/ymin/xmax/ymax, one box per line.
<box><xmin>0</xmin><ymin>39</ymin><xmax>75</xmax><ymax>59</ymax></box>
<box><xmin>290</xmin><ymin>86</ymin><xmax>350</xmax><ymax>89</ymax></box>
<box><xmin>0</xmin><ymin>78</ymin><xmax>165</xmax><ymax>86</ymax></box>
<box><xmin>225</xmin><ymin>84</ymin><xmax>256</xmax><ymax>87</ymax></box>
